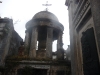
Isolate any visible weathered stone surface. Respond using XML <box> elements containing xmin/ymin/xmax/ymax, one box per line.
<box><xmin>0</xmin><ymin>23</ymin><xmax>6</xmax><ymax>36</ymax></box>
<box><xmin>29</xmin><ymin>27</ymin><xmax>38</xmax><ymax>58</ymax></box>
<box><xmin>65</xmin><ymin>0</ymin><xmax>100</xmax><ymax>75</ymax></box>
<box><xmin>57</xmin><ymin>48</ymin><xmax>64</xmax><ymax>60</ymax></box>
<box><xmin>0</xmin><ymin>9</ymin><xmax>70</xmax><ymax>75</ymax></box>
<box><xmin>33</xmin><ymin>11</ymin><xmax>59</xmax><ymax>22</ymax></box>
<box><xmin>8</xmin><ymin>30</ymin><xmax>23</xmax><ymax>56</ymax></box>
<box><xmin>90</xmin><ymin>0</ymin><xmax>100</xmax><ymax>61</ymax></box>
<box><xmin>66</xmin><ymin>0</ymin><xmax>78</xmax><ymax>75</ymax></box>
<box><xmin>0</xmin><ymin>23</ymin><xmax>6</xmax><ymax>27</ymax></box>
<box><xmin>46</xmin><ymin>27</ymin><xmax>53</xmax><ymax>59</ymax></box>
<box><xmin>24</xmin><ymin>31</ymin><xmax>30</xmax><ymax>55</ymax></box>
<box><xmin>26</xmin><ymin>20</ymin><xmax>64</xmax><ymax>32</ymax></box>
<box><xmin>57</xmin><ymin>32</ymin><xmax>64</xmax><ymax>60</ymax></box>
<box><xmin>36</xmin><ymin>50</ymin><xmax>46</xmax><ymax>58</ymax></box>
<box><xmin>0</xmin><ymin>19</ymin><xmax>14</xmax><ymax>66</ymax></box>
<box><xmin>38</xmin><ymin>40</ymin><xmax>46</xmax><ymax>50</ymax></box>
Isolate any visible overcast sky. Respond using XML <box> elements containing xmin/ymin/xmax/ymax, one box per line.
<box><xmin>0</xmin><ymin>0</ymin><xmax>69</xmax><ymax>51</ymax></box>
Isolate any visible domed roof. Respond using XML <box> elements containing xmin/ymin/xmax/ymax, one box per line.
<box><xmin>32</xmin><ymin>11</ymin><xmax>59</xmax><ymax>22</ymax></box>
<box><xmin>26</xmin><ymin>11</ymin><xmax>64</xmax><ymax>31</ymax></box>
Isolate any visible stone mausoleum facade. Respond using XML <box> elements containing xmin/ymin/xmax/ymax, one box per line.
<box><xmin>65</xmin><ymin>0</ymin><xmax>100</xmax><ymax>75</ymax></box>
<box><xmin>0</xmin><ymin>11</ymin><xmax>71</xmax><ymax>75</ymax></box>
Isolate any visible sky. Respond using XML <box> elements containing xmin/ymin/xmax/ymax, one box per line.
<box><xmin>0</xmin><ymin>0</ymin><xmax>69</xmax><ymax>51</ymax></box>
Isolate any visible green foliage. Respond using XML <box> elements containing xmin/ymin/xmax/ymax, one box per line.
<box><xmin>6</xmin><ymin>55</ymin><xmax>29</xmax><ymax>61</ymax></box>
<box><xmin>6</xmin><ymin>55</ymin><xmax>52</xmax><ymax>61</ymax></box>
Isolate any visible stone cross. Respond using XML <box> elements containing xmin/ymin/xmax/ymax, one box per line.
<box><xmin>42</xmin><ymin>1</ymin><xmax>52</xmax><ymax>11</ymax></box>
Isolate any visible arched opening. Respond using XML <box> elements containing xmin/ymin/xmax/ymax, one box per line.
<box><xmin>52</xmin><ymin>40</ymin><xmax>57</xmax><ymax>59</ymax></box>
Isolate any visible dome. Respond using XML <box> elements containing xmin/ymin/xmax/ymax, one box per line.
<box><xmin>33</xmin><ymin>11</ymin><xmax>59</xmax><ymax>22</ymax></box>
<box><xmin>26</xmin><ymin>11</ymin><xmax>64</xmax><ymax>31</ymax></box>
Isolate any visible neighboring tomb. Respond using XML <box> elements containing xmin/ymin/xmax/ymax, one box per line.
<box><xmin>65</xmin><ymin>0</ymin><xmax>100</xmax><ymax>75</ymax></box>
<box><xmin>0</xmin><ymin>18</ymin><xmax>23</xmax><ymax>66</ymax></box>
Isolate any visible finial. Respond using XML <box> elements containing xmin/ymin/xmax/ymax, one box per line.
<box><xmin>42</xmin><ymin>1</ymin><xmax>52</xmax><ymax>11</ymax></box>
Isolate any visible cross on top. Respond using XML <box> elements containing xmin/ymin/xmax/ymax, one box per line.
<box><xmin>42</xmin><ymin>1</ymin><xmax>52</xmax><ymax>11</ymax></box>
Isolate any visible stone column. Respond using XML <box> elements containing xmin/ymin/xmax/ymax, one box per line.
<box><xmin>57</xmin><ymin>32</ymin><xmax>64</xmax><ymax>60</ymax></box>
<box><xmin>57</xmin><ymin>32</ymin><xmax>63</xmax><ymax>49</ymax></box>
<box><xmin>89</xmin><ymin>0</ymin><xmax>100</xmax><ymax>62</ymax></box>
<box><xmin>67</xmin><ymin>0</ymin><xmax>78</xmax><ymax>75</ymax></box>
<box><xmin>29</xmin><ymin>27</ymin><xmax>38</xmax><ymax>58</ymax></box>
<box><xmin>24</xmin><ymin>30</ymin><xmax>30</xmax><ymax>55</ymax></box>
<box><xmin>46</xmin><ymin>27</ymin><xmax>53</xmax><ymax>59</ymax></box>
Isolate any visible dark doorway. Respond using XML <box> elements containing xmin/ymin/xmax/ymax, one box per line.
<box><xmin>56</xmin><ymin>70</ymin><xmax>65</xmax><ymax>75</ymax></box>
<box><xmin>34</xmin><ymin>69</ymin><xmax>47</xmax><ymax>75</ymax></box>
<box><xmin>81</xmin><ymin>28</ymin><xmax>100</xmax><ymax>75</ymax></box>
<box><xmin>17</xmin><ymin>68</ymin><xmax>47</xmax><ymax>75</ymax></box>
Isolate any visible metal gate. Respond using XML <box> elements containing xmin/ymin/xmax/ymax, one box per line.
<box><xmin>81</xmin><ymin>28</ymin><xmax>100</xmax><ymax>75</ymax></box>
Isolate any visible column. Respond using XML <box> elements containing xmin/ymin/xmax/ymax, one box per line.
<box><xmin>90</xmin><ymin>0</ymin><xmax>100</xmax><ymax>61</ymax></box>
<box><xmin>57</xmin><ymin>32</ymin><xmax>63</xmax><ymax>49</ymax></box>
<box><xmin>46</xmin><ymin>27</ymin><xmax>53</xmax><ymax>59</ymax></box>
<box><xmin>67</xmin><ymin>0</ymin><xmax>78</xmax><ymax>75</ymax></box>
<box><xmin>24</xmin><ymin>30</ymin><xmax>30</xmax><ymax>55</ymax></box>
<box><xmin>57</xmin><ymin>32</ymin><xmax>64</xmax><ymax>60</ymax></box>
<box><xmin>29</xmin><ymin>27</ymin><xmax>38</xmax><ymax>58</ymax></box>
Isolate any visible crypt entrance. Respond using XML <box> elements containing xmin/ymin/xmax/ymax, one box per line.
<box><xmin>17</xmin><ymin>67</ymin><xmax>48</xmax><ymax>75</ymax></box>
<box><xmin>81</xmin><ymin>28</ymin><xmax>100</xmax><ymax>75</ymax></box>
<box><xmin>33</xmin><ymin>69</ymin><xmax>47</xmax><ymax>75</ymax></box>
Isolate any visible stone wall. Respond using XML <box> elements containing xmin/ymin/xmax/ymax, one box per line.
<box><xmin>0</xmin><ymin>18</ymin><xmax>13</xmax><ymax>66</ymax></box>
<box><xmin>8</xmin><ymin>30</ymin><xmax>23</xmax><ymax>56</ymax></box>
<box><xmin>0</xmin><ymin>18</ymin><xmax>23</xmax><ymax>66</ymax></box>
<box><xmin>66</xmin><ymin>0</ymin><xmax>100</xmax><ymax>75</ymax></box>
